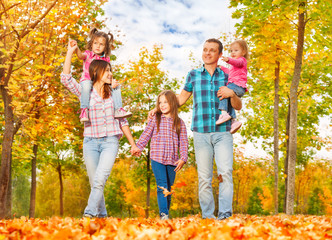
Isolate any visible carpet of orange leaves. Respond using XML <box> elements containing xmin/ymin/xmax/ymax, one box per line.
<box><xmin>0</xmin><ymin>215</ymin><xmax>331</xmax><ymax>239</ymax></box>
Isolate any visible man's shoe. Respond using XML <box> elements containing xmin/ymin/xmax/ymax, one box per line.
<box><xmin>114</xmin><ymin>107</ymin><xmax>132</xmax><ymax>119</ymax></box>
<box><xmin>216</xmin><ymin>112</ymin><xmax>231</xmax><ymax>125</ymax></box>
<box><xmin>83</xmin><ymin>213</ymin><xmax>94</xmax><ymax>218</ymax></box>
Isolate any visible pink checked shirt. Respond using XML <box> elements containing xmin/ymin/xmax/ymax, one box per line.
<box><xmin>80</xmin><ymin>50</ymin><xmax>110</xmax><ymax>83</ymax></box>
<box><xmin>221</xmin><ymin>56</ymin><xmax>248</xmax><ymax>90</ymax></box>
<box><xmin>136</xmin><ymin>115</ymin><xmax>188</xmax><ymax>166</ymax></box>
<box><xmin>61</xmin><ymin>73</ymin><xmax>128</xmax><ymax>138</ymax></box>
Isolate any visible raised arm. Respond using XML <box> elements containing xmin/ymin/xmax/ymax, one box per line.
<box><xmin>63</xmin><ymin>41</ymin><xmax>77</xmax><ymax>74</ymax></box>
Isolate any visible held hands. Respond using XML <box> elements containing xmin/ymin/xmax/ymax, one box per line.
<box><xmin>174</xmin><ymin>160</ymin><xmax>185</xmax><ymax>172</ymax></box>
<box><xmin>67</xmin><ymin>39</ymin><xmax>78</xmax><ymax>53</ymax></box>
<box><xmin>130</xmin><ymin>145</ymin><xmax>141</xmax><ymax>157</ymax></box>
<box><xmin>148</xmin><ymin>108</ymin><xmax>157</xmax><ymax>120</ymax></box>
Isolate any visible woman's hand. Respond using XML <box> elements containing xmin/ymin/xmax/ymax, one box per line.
<box><xmin>174</xmin><ymin>160</ymin><xmax>185</xmax><ymax>172</ymax></box>
<box><xmin>67</xmin><ymin>39</ymin><xmax>78</xmax><ymax>53</ymax></box>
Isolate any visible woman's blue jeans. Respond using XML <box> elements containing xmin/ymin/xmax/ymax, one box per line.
<box><xmin>151</xmin><ymin>160</ymin><xmax>176</xmax><ymax>217</ymax></box>
<box><xmin>83</xmin><ymin>136</ymin><xmax>119</xmax><ymax>217</ymax></box>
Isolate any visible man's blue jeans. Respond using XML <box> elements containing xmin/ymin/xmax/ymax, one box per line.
<box><xmin>193</xmin><ymin>131</ymin><xmax>233</xmax><ymax>219</ymax></box>
<box><xmin>83</xmin><ymin>136</ymin><xmax>119</xmax><ymax>217</ymax></box>
<box><xmin>151</xmin><ymin>160</ymin><xmax>176</xmax><ymax>217</ymax></box>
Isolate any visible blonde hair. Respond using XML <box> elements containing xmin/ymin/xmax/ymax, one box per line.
<box><xmin>231</xmin><ymin>40</ymin><xmax>249</xmax><ymax>60</ymax></box>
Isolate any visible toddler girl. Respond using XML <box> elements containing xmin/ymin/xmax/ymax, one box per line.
<box><xmin>71</xmin><ymin>28</ymin><xmax>131</xmax><ymax>122</ymax></box>
<box><xmin>216</xmin><ymin>39</ymin><xmax>249</xmax><ymax>134</ymax></box>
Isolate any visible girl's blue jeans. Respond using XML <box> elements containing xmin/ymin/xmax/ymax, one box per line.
<box><xmin>151</xmin><ymin>160</ymin><xmax>176</xmax><ymax>217</ymax></box>
<box><xmin>80</xmin><ymin>80</ymin><xmax>122</xmax><ymax>110</ymax></box>
<box><xmin>218</xmin><ymin>83</ymin><xmax>245</xmax><ymax>119</ymax></box>
<box><xmin>83</xmin><ymin>136</ymin><xmax>119</xmax><ymax>217</ymax></box>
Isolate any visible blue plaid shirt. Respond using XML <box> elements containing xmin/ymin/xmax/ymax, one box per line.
<box><xmin>183</xmin><ymin>66</ymin><xmax>231</xmax><ymax>133</ymax></box>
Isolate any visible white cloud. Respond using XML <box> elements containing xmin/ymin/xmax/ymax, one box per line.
<box><xmin>104</xmin><ymin>0</ymin><xmax>238</xmax><ymax>80</ymax></box>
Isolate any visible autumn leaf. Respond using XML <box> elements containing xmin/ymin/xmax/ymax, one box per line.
<box><xmin>158</xmin><ymin>186</ymin><xmax>174</xmax><ymax>197</ymax></box>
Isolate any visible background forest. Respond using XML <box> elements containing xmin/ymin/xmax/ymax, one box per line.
<box><xmin>0</xmin><ymin>0</ymin><xmax>331</xmax><ymax>219</ymax></box>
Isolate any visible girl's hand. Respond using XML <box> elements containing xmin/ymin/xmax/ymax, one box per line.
<box><xmin>222</xmin><ymin>56</ymin><xmax>229</xmax><ymax>62</ymax></box>
<box><xmin>112</xmin><ymin>79</ymin><xmax>119</xmax><ymax>89</ymax></box>
<box><xmin>174</xmin><ymin>160</ymin><xmax>185</xmax><ymax>172</ymax></box>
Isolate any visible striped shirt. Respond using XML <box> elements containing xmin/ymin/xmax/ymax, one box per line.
<box><xmin>136</xmin><ymin>115</ymin><xmax>188</xmax><ymax>166</ymax></box>
<box><xmin>61</xmin><ymin>73</ymin><xmax>128</xmax><ymax>138</ymax></box>
<box><xmin>183</xmin><ymin>66</ymin><xmax>231</xmax><ymax>133</ymax></box>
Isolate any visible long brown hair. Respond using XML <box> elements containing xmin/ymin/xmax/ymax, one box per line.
<box><xmin>87</xmin><ymin>28</ymin><xmax>114</xmax><ymax>57</ymax></box>
<box><xmin>156</xmin><ymin>90</ymin><xmax>181</xmax><ymax>136</ymax></box>
<box><xmin>89</xmin><ymin>60</ymin><xmax>112</xmax><ymax>99</ymax></box>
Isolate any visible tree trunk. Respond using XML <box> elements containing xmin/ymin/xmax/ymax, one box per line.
<box><xmin>57</xmin><ymin>164</ymin><xmax>64</xmax><ymax>216</ymax></box>
<box><xmin>0</xmin><ymin>87</ymin><xmax>15</xmax><ymax>218</ymax></box>
<box><xmin>29</xmin><ymin>144</ymin><xmax>38</xmax><ymax>218</ymax></box>
<box><xmin>286</xmin><ymin>2</ymin><xmax>306</xmax><ymax>215</ymax></box>
<box><xmin>273</xmin><ymin>61</ymin><xmax>280</xmax><ymax>215</ymax></box>
<box><xmin>5</xmin><ymin>155</ymin><xmax>12</xmax><ymax>218</ymax></box>
<box><xmin>284</xmin><ymin>103</ymin><xmax>290</xmax><ymax>212</ymax></box>
<box><xmin>145</xmin><ymin>151</ymin><xmax>151</xmax><ymax>218</ymax></box>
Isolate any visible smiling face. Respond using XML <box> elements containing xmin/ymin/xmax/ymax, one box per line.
<box><xmin>202</xmin><ymin>41</ymin><xmax>222</xmax><ymax>65</ymax></box>
<box><xmin>158</xmin><ymin>95</ymin><xmax>171</xmax><ymax>117</ymax></box>
<box><xmin>99</xmin><ymin>65</ymin><xmax>112</xmax><ymax>85</ymax></box>
<box><xmin>92</xmin><ymin>37</ymin><xmax>106</xmax><ymax>56</ymax></box>
<box><xmin>230</xmin><ymin>43</ymin><xmax>245</xmax><ymax>59</ymax></box>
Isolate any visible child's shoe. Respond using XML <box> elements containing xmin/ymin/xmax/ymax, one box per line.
<box><xmin>230</xmin><ymin>119</ymin><xmax>242</xmax><ymax>134</ymax></box>
<box><xmin>160</xmin><ymin>213</ymin><xmax>169</xmax><ymax>220</ymax></box>
<box><xmin>80</xmin><ymin>108</ymin><xmax>89</xmax><ymax>123</ymax></box>
<box><xmin>114</xmin><ymin>107</ymin><xmax>132</xmax><ymax>119</ymax></box>
<box><xmin>216</xmin><ymin>112</ymin><xmax>231</xmax><ymax>125</ymax></box>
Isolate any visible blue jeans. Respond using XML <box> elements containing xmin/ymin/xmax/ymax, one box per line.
<box><xmin>193</xmin><ymin>131</ymin><xmax>233</xmax><ymax>219</ymax></box>
<box><xmin>80</xmin><ymin>80</ymin><xmax>92</xmax><ymax>109</ymax></box>
<box><xmin>80</xmin><ymin>81</ymin><xmax>122</xmax><ymax>110</ymax></box>
<box><xmin>83</xmin><ymin>136</ymin><xmax>119</xmax><ymax>217</ymax></box>
<box><xmin>218</xmin><ymin>83</ymin><xmax>246</xmax><ymax>119</ymax></box>
<box><xmin>151</xmin><ymin>160</ymin><xmax>176</xmax><ymax>216</ymax></box>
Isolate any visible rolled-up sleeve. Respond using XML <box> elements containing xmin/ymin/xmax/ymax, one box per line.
<box><xmin>60</xmin><ymin>73</ymin><xmax>81</xmax><ymax>98</ymax></box>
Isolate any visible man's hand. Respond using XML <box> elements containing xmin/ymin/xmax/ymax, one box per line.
<box><xmin>217</xmin><ymin>86</ymin><xmax>235</xmax><ymax>100</ymax></box>
<box><xmin>148</xmin><ymin>108</ymin><xmax>157</xmax><ymax>120</ymax></box>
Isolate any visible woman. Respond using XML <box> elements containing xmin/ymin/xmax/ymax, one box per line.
<box><xmin>61</xmin><ymin>41</ymin><xmax>139</xmax><ymax>217</ymax></box>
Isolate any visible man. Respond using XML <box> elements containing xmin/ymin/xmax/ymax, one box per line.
<box><xmin>177</xmin><ymin>38</ymin><xmax>242</xmax><ymax>219</ymax></box>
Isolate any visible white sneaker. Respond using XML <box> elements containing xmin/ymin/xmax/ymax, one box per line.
<box><xmin>160</xmin><ymin>213</ymin><xmax>169</xmax><ymax>220</ymax></box>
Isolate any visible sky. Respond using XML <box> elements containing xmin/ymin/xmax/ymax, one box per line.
<box><xmin>103</xmin><ymin>0</ymin><xmax>331</xmax><ymax>160</ymax></box>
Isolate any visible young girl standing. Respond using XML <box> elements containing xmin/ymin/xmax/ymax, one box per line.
<box><xmin>71</xmin><ymin>28</ymin><xmax>131</xmax><ymax>122</ymax></box>
<box><xmin>61</xmin><ymin>41</ymin><xmax>140</xmax><ymax>218</ymax></box>
<box><xmin>132</xmin><ymin>90</ymin><xmax>188</xmax><ymax>220</ymax></box>
<box><xmin>216</xmin><ymin>39</ymin><xmax>249</xmax><ymax>134</ymax></box>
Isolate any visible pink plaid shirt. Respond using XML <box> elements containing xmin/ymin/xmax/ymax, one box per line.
<box><xmin>136</xmin><ymin>115</ymin><xmax>188</xmax><ymax>166</ymax></box>
<box><xmin>80</xmin><ymin>50</ymin><xmax>110</xmax><ymax>83</ymax></box>
<box><xmin>61</xmin><ymin>73</ymin><xmax>128</xmax><ymax>138</ymax></box>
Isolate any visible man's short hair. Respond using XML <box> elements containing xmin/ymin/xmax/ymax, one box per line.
<box><xmin>205</xmin><ymin>38</ymin><xmax>223</xmax><ymax>53</ymax></box>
